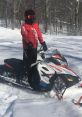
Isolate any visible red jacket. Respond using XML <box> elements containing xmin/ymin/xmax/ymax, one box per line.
<box><xmin>21</xmin><ymin>22</ymin><xmax>44</xmax><ymax>49</ymax></box>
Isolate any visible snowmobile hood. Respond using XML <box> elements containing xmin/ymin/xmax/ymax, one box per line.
<box><xmin>48</xmin><ymin>63</ymin><xmax>77</xmax><ymax>77</ymax></box>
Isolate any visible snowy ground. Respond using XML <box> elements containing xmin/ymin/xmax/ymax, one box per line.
<box><xmin>0</xmin><ymin>27</ymin><xmax>82</xmax><ymax>117</ymax></box>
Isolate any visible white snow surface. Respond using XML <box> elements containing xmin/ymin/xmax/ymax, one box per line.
<box><xmin>0</xmin><ymin>27</ymin><xmax>82</xmax><ymax>117</ymax></box>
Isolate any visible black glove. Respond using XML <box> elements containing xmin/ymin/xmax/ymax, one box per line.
<box><xmin>42</xmin><ymin>41</ymin><xmax>48</xmax><ymax>51</ymax></box>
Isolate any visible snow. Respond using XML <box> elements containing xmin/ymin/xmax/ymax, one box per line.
<box><xmin>0</xmin><ymin>27</ymin><xmax>82</xmax><ymax>117</ymax></box>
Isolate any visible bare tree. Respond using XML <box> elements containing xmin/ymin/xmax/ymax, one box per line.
<box><xmin>0</xmin><ymin>0</ymin><xmax>82</xmax><ymax>35</ymax></box>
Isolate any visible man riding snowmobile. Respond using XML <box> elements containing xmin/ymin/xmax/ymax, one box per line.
<box><xmin>21</xmin><ymin>9</ymin><xmax>48</xmax><ymax>91</ymax></box>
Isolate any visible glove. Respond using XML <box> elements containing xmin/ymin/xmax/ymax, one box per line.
<box><xmin>42</xmin><ymin>41</ymin><xmax>48</xmax><ymax>51</ymax></box>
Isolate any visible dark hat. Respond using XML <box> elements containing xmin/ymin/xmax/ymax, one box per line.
<box><xmin>24</xmin><ymin>9</ymin><xmax>36</xmax><ymax>24</ymax></box>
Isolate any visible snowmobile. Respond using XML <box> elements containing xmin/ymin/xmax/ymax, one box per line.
<box><xmin>0</xmin><ymin>47</ymin><xmax>81</xmax><ymax>97</ymax></box>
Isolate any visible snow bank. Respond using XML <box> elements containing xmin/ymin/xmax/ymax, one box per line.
<box><xmin>0</xmin><ymin>27</ymin><xmax>21</xmax><ymax>41</ymax></box>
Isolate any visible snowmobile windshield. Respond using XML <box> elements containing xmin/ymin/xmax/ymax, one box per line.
<box><xmin>44</xmin><ymin>49</ymin><xmax>62</xmax><ymax>59</ymax></box>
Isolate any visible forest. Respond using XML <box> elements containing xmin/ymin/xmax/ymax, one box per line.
<box><xmin>0</xmin><ymin>0</ymin><xmax>82</xmax><ymax>35</ymax></box>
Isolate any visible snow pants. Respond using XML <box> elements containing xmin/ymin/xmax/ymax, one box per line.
<box><xmin>23</xmin><ymin>46</ymin><xmax>40</xmax><ymax>90</ymax></box>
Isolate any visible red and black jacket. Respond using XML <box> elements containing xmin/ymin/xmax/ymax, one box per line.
<box><xmin>21</xmin><ymin>22</ymin><xmax>44</xmax><ymax>49</ymax></box>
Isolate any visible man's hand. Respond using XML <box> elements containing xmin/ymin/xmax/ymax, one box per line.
<box><xmin>42</xmin><ymin>41</ymin><xmax>48</xmax><ymax>51</ymax></box>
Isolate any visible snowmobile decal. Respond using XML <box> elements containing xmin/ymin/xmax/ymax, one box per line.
<box><xmin>48</xmin><ymin>64</ymin><xmax>77</xmax><ymax>76</ymax></box>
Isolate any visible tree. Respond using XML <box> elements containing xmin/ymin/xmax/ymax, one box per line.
<box><xmin>0</xmin><ymin>0</ymin><xmax>82</xmax><ymax>35</ymax></box>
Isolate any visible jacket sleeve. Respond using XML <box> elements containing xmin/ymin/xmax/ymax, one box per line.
<box><xmin>21</xmin><ymin>25</ymin><xmax>29</xmax><ymax>43</ymax></box>
<box><xmin>35</xmin><ymin>23</ymin><xmax>44</xmax><ymax>44</ymax></box>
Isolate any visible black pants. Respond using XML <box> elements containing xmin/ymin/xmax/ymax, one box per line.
<box><xmin>23</xmin><ymin>47</ymin><xmax>40</xmax><ymax>90</ymax></box>
<box><xmin>23</xmin><ymin>47</ymin><xmax>37</xmax><ymax>70</ymax></box>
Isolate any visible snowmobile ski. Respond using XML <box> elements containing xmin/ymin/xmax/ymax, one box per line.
<box><xmin>0</xmin><ymin>74</ymin><xmax>33</xmax><ymax>91</ymax></box>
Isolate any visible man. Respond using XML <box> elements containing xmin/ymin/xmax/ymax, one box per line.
<box><xmin>21</xmin><ymin>9</ymin><xmax>47</xmax><ymax>90</ymax></box>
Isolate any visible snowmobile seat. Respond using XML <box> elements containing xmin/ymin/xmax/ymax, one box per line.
<box><xmin>4</xmin><ymin>58</ymin><xmax>24</xmax><ymax>73</ymax></box>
